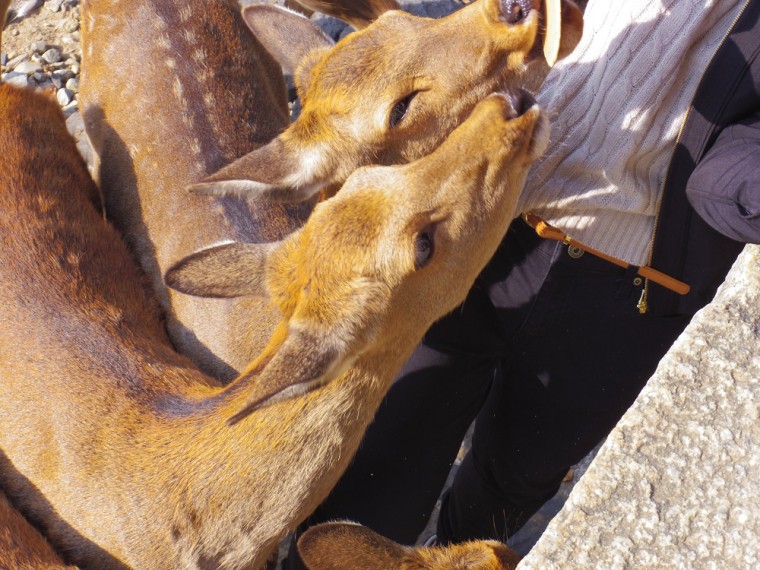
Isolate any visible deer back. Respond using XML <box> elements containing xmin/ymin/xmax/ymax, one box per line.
<box><xmin>79</xmin><ymin>0</ymin><xmax>313</xmax><ymax>380</ymax></box>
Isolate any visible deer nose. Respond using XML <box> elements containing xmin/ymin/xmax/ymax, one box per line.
<box><xmin>499</xmin><ymin>88</ymin><xmax>536</xmax><ymax>119</ymax></box>
<box><xmin>501</xmin><ymin>0</ymin><xmax>534</xmax><ymax>24</ymax></box>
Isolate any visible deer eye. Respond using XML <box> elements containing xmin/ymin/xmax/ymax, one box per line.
<box><xmin>414</xmin><ymin>224</ymin><xmax>436</xmax><ymax>269</ymax></box>
<box><xmin>389</xmin><ymin>92</ymin><xmax>418</xmax><ymax>128</ymax></box>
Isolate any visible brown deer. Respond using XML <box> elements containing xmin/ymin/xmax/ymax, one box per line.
<box><xmin>0</xmin><ymin>490</ymin><xmax>77</xmax><ymax>570</ymax></box>
<box><xmin>78</xmin><ymin>0</ymin><xmax>582</xmax><ymax>381</ymax></box>
<box><xmin>297</xmin><ymin>521</ymin><xmax>520</xmax><ymax>569</ymax></box>
<box><xmin>0</xmin><ymin>12</ymin><xmax>548</xmax><ymax>563</ymax></box>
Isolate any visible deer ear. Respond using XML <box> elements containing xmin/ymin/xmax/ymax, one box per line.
<box><xmin>164</xmin><ymin>242</ymin><xmax>278</xmax><ymax>299</ymax></box>
<box><xmin>227</xmin><ymin>324</ymin><xmax>349</xmax><ymax>425</ymax></box>
<box><xmin>297</xmin><ymin>522</ymin><xmax>408</xmax><ymax>570</ymax></box>
<box><xmin>288</xmin><ymin>0</ymin><xmax>401</xmax><ymax>30</ymax></box>
<box><xmin>187</xmin><ymin>136</ymin><xmax>329</xmax><ymax>202</ymax></box>
<box><xmin>228</xmin><ymin>276</ymin><xmax>391</xmax><ymax>424</ymax></box>
<box><xmin>241</xmin><ymin>4</ymin><xmax>334</xmax><ymax>78</ymax></box>
<box><xmin>558</xmin><ymin>0</ymin><xmax>584</xmax><ymax>60</ymax></box>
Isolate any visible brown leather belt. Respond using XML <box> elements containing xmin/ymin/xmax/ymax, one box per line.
<box><xmin>522</xmin><ymin>212</ymin><xmax>690</xmax><ymax>296</ymax></box>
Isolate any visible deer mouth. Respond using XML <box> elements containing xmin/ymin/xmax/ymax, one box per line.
<box><xmin>499</xmin><ymin>0</ymin><xmax>538</xmax><ymax>25</ymax></box>
<box><xmin>497</xmin><ymin>88</ymin><xmax>536</xmax><ymax>119</ymax></box>
<box><xmin>495</xmin><ymin>88</ymin><xmax>549</xmax><ymax>159</ymax></box>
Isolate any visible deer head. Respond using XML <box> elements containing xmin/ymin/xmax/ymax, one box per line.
<box><xmin>190</xmin><ymin>0</ymin><xmax>582</xmax><ymax>201</ymax></box>
<box><xmin>167</xmin><ymin>88</ymin><xmax>548</xmax><ymax>420</ymax></box>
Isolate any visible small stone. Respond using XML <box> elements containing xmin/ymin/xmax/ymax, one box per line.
<box><xmin>51</xmin><ymin>74</ymin><xmax>63</xmax><ymax>89</ymax></box>
<box><xmin>7</xmin><ymin>53</ymin><xmax>29</xmax><ymax>69</ymax></box>
<box><xmin>3</xmin><ymin>72</ymin><xmax>30</xmax><ymax>89</ymax></box>
<box><xmin>56</xmin><ymin>87</ymin><xmax>74</xmax><ymax>107</ymax></box>
<box><xmin>52</xmin><ymin>68</ymin><xmax>74</xmax><ymax>83</ymax></box>
<box><xmin>42</xmin><ymin>48</ymin><xmax>63</xmax><ymax>64</ymax></box>
<box><xmin>14</xmin><ymin>60</ymin><xmax>42</xmax><ymax>74</ymax></box>
<box><xmin>11</xmin><ymin>29</ymin><xmax>20</xmax><ymax>37</ymax></box>
<box><xmin>1</xmin><ymin>53</ymin><xmax>7</xmax><ymax>67</ymax></box>
<box><xmin>62</xmin><ymin>19</ymin><xmax>80</xmax><ymax>33</ymax></box>
<box><xmin>35</xmin><ymin>79</ymin><xmax>54</xmax><ymax>91</ymax></box>
<box><xmin>66</xmin><ymin>109</ymin><xmax>85</xmax><ymax>136</ymax></box>
<box><xmin>70</xmin><ymin>63</ymin><xmax>80</xmax><ymax>75</ymax></box>
<box><xmin>61</xmin><ymin>34</ymin><xmax>77</xmax><ymax>45</ymax></box>
<box><xmin>65</xmin><ymin>77</ymin><xmax>79</xmax><ymax>93</ymax></box>
<box><xmin>62</xmin><ymin>99</ymin><xmax>79</xmax><ymax>117</ymax></box>
<box><xmin>47</xmin><ymin>0</ymin><xmax>65</xmax><ymax>12</ymax></box>
<box><xmin>30</xmin><ymin>40</ymin><xmax>48</xmax><ymax>54</ymax></box>
<box><xmin>33</xmin><ymin>70</ymin><xmax>46</xmax><ymax>83</ymax></box>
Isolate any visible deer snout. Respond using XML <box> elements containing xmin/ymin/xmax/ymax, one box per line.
<box><xmin>486</xmin><ymin>89</ymin><xmax>549</xmax><ymax>161</ymax></box>
<box><xmin>497</xmin><ymin>88</ymin><xmax>536</xmax><ymax>119</ymax></box>
<box><xmin>500</xmin><ymin>0</ymin><xmax>537</xmax><ymax>25</ymax></box>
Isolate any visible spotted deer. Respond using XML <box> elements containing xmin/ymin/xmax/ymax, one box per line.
<box><xmin>0</xmin><ymin>9</ymin><xmax>549</xmax><ymax>562</ymax></box>
<box><xmin>78</xmin><ymin>0</ymin><xmax>582</xmax><ymax>381</ymax></box>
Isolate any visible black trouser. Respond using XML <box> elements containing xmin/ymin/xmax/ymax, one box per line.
<box><xmin>287</xmin><ymin>218</ymin><xmax>690</xmax><ymax>566</ymax></box>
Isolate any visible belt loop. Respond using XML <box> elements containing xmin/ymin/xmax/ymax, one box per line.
<box><xmin>617</xmin><ymin>264</ymin><xmax>641</xmax><ymax>299</ymax></box>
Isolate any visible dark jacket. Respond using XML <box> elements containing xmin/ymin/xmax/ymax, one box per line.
<box><xmin>648</xmin><ymin>0</ymin><xmax>760</xmax><ymax>315</ymax></box>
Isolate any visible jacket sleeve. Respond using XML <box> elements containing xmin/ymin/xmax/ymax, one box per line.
<box><xmin>686</xmin><ymin>109</ymin><xmax>760</xmax><ymax>243</ymax></box>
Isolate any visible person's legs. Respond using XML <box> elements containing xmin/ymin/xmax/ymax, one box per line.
<box><xmin>307</xmin><ymin>344</ymin><xmax>498</xmax><ymax>541</ymax></box>
<box><xmin>437</xmin><ymin>223</ymin><xmax>692</xmax><ymax>543</ymax></box>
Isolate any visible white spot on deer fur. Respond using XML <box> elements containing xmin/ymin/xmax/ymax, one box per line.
<box><xmin>193</xmin><ymin>48</ymin><xmax>207</xmax><ymax>67</ymax></box>
<box><xmin>178</xmin><ymin>4</ymin><xmax>193</xmax><ymax>22</ymax></box>
<box><xmin>182</xmin><ymin>113</ymin><xmax>195</xmax><ymax>129</ymax></box>
<box><xmin>173</xmin><ymin>77</ymin><xmax>185</xmax><ymax>103</ymax></box>
<box><xmin>158</xmin><ymin>34</ymin><xmax>171</xmax><ymax>51</ymax></box>
<box><xmin>183</xmin><ymin>29</ymin><xmax>197</xmax><ymax>46</ymax></box>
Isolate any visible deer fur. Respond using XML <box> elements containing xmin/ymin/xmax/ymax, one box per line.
<box><xmin>297</xmin><ymin>522</ymin><xmax>520</xmax><ymax>570</ymax></box>
<box><xmin>0</xmin><ymin>30</ymin><xmax>548</xmax><ymax>566</ymax></box>
<box><xmin>287</xmin><ymin>0</ymin><xmax>401</xmax><ymax>29</ymax></box>
<box><xmin>78</xmin><ymin>0</ymin><xmax>582</xmax><ymax>381</ymax></box>
<box><xmin>0</xmin><ymin>490</ymin><xmax>77</xmax><ymax>570</ymax></box>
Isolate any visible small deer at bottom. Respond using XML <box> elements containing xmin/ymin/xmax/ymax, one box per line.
<box><xmin>298</xmin><ymin>522</ymin><xmax>520</xmax><ymax>570</ymax></box>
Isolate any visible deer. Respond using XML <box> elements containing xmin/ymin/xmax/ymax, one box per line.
<box><xmin>296</xmin><ymin>521</ymin><xmax>521</xmax><ymax>569</ymax></box>
<box><xmin>0</xmin><ymin>1</ymin><xmax>549</xmax><ymax>560</ymax></box>
<box><xmin>0</xmin><ymin>490</ymin><xmax>77</xmax><ymax>570</ymax></box>
<box><xmin>78</xmin><ymin>0</ymin><xmax>582</xmax><ymax>381</ymax></box>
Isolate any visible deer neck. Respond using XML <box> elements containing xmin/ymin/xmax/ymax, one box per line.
<box><xmin>147</xmin><ymin>343</ymin><xmax>413</xmax><ymax>568</ymax></box>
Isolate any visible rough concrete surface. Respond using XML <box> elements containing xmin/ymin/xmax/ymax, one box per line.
<box><xmin>519</xmin><ymin>244</ymin><xmax>760</xmax><ymax>569</ymax></box>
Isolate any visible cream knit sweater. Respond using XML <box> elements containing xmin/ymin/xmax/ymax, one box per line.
<box><xmin>519</xmin><ymin>0</ymin><xmax>744</xmax><ymax>265</ymax></box>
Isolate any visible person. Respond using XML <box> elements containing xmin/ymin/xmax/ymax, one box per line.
<box><xmin>287</xmin><ymin>0</ymin><xmax>760</xmax><ymax>564</ymax></box>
